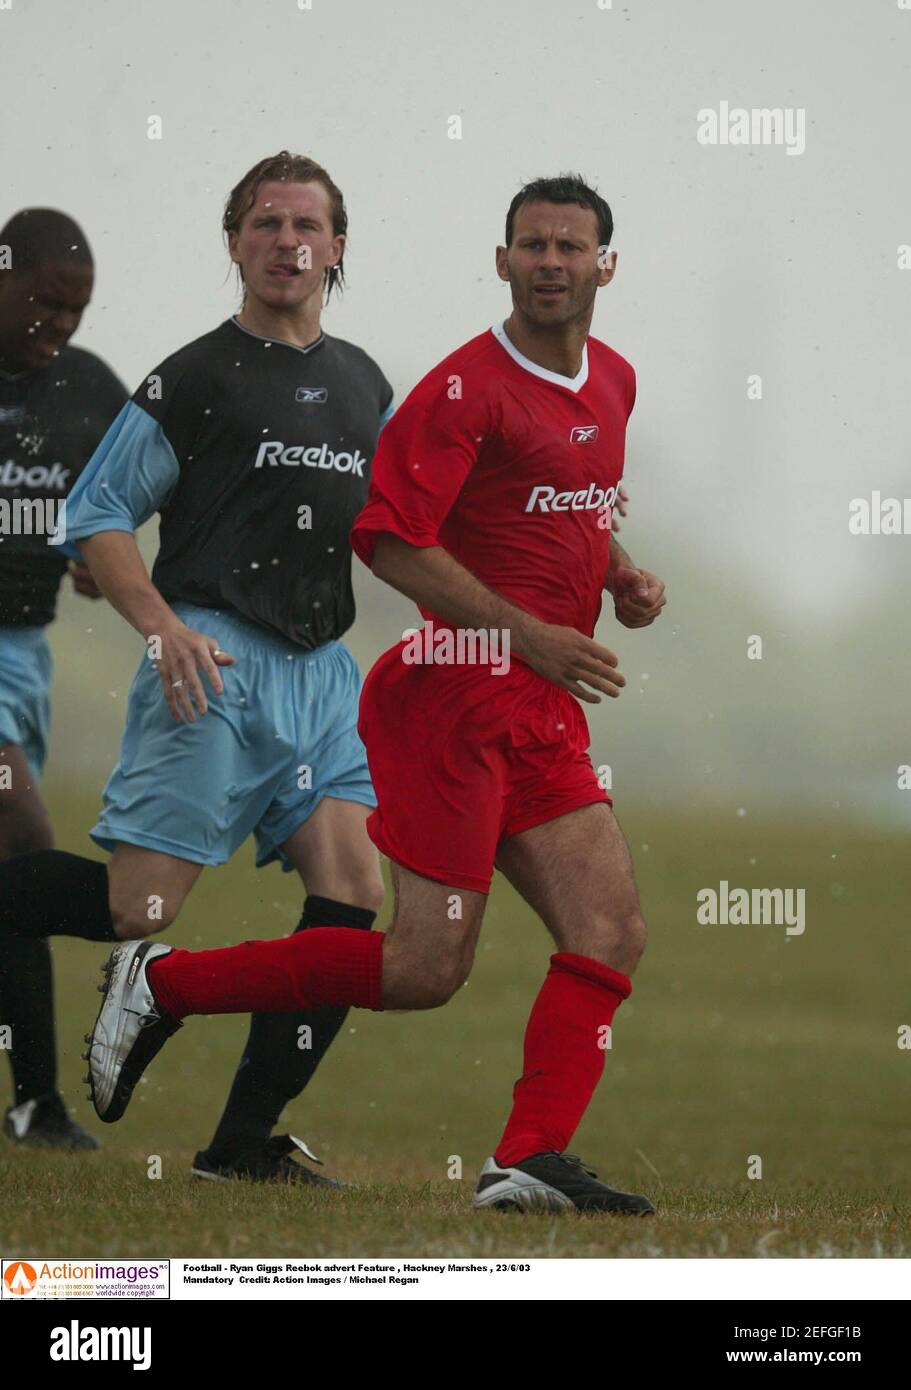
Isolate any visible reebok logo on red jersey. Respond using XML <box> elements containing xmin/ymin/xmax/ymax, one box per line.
<box><xmin>570</xmin><ymin>425</ymin><xmax>599</xmax><ymax>443</ymax></box>
<box><xmin>524</xmin><ymin>481</ymin><xmax>621</xmax><ymax>514</ymax></box>
<box><xmin>253</xmin><ymin>441</ymin><xmax>366</xmax><ymax>475</ymax></box>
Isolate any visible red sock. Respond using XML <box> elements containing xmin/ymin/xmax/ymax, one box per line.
<box><xmin>493</xmin><ymin>951</ymin><xmax>631</xmax><ymax>1168</ymax></box>
<box><xmin>148</xmin><ymin>928</ymin><xmax>384</xmax><ymax>1019</ymax></box>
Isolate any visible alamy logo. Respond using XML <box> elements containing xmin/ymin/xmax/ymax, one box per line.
<box><xmin>525</xmin><ymin>480</ymin><xmax>621</xmax><ymax>514</ymax></box>
<box><xmin>401</xmin><ymin>620</ymin><xmax>510</xmax><ymax>675</ymax></box>
<box><xmin>697</xmin><ymin>101</ymin><xmax>806</xmax><ymax>156</ymax></box>
<box><xmin>0</xmin><ymin>495</ymin><xmax>67</xmax><ymax>543</ymax></box>
<box><xmin>848</xmin><ymin>491</ymin><xmax>911</xmax><ymax>535</ymax></box>
<box><xmin>49</xmin><ymin>1320</ymin><xmax>151</xmax><ymax>1371</ymax></box>
<box><xmin>0</xmin><ymin>454</ymin><xmax>69</xmax><ymax>546</ymax></box>
<box><xmin>696</xmin><ymin>881</ymin><xmax>805</xmax><ymax>936</ymax></box>
<box><xmin>295</xmin><ymin>386</ymin><xmax>328</xmax><ymax>403</ymax></box>
<box><xmin>254</xmin><ymin>441</ymin><xmax>365</xmax><ymax>476</ymax></box>
<box><xmin>570</xmin><ymin>425</ymin><xmax>599</xmax><ymax>443</ymax></box>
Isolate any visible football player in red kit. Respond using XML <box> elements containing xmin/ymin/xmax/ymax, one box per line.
<box><xmin>85</xmin><ymin>174</ymin><xmax>667</xmax><ymax>1214</ymax></box>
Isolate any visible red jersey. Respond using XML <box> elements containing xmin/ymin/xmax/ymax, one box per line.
<box><xmin>350</xmin><ymin>321</ymin><xmax>636</xmax><ymax>637</ymax></box>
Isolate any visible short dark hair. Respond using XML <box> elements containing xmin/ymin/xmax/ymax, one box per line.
<box><xmin>223</xmin><ymin>151</ymin><xmax>347</xmax><ymax>302</ymax></box>
<box><xmin>505</xmin><ymin>174</ymin><xmax>613</xmax><ymax>249</ymax></box>
<box><xmin>0</xmin><ymin>208</ymin><xmax>93</xmax><ymax>274</ymax></box>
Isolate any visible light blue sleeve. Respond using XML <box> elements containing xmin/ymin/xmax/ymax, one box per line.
<box><xmin>378</xmin><ymin>399</ymin><xmax>395</xmax><ymax>431</ymax></box>
<box><xmin>56</xmin><ymin>401</ymin><xmax>181</xmax><ymax>558</ymax></box>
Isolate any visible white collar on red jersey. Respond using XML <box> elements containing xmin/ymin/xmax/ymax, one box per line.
<box><xmin>490</xmin><ymin>320</ymin><xmax>589</xmax><ymax>393</ymax></box>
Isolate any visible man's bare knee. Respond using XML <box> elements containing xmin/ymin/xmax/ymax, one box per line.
<box><xmin>620</xmin><ymin>911</ymin><xmax>648</xmax><ymax>966</ymax></box>
<box><xmin>395</xmin><ymin>975</ymin><xmax>464</xmax><ymax>1010</ymax></box>
<box><xmin>0</xmin><ymin>788</ymin><xmax>53</xmax><ymax>859</ymax></box>
<box><xmin>562</xmin><ymin>909</ymin><xmax>648</xmax><ymax>974</ymax></box>
<box><xmin>0</xmin><ymin>812</ymin><xmax>53</xmax><ymax>859</ymax></box>
<box><xmin>363</xmin><ymin>877</ymin><xmax>386</xmax><ymax>915</ymax></box>
<box><xmin>382</xmin><ymin>866</ymin><xmax>485</xmax><ymax>1009</ymax></box>
<box><xmin>106</xmin><ymin>848</ymin><xmax>201</xmax><ymax>940</ymax></box>
<box><xmin>383</xmin><ymin>949</ymin><xmax>470</xmax><ymax>1010</ymax></box>
<box><xmin>603</xmin><ymin>911</ymin><xmax>647</xmax><ymax>973</ymax></box>
<box><xmin>343</xmin><ymin>870</ymin><xmax>385</xmax><ymax>916</ymax></box>
<box><xmin>110</xmin><ymin>892</ymin><xmax>183</xmax><ymax>940</ymax></box>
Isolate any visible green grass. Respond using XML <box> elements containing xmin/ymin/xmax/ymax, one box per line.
<box><xmin>2</xmin><ymin>797</ymin><xmax>910</xmax><ymax>1257</ymax></box>
<box><xmin>2</xmin><ymin>1157</ymin><xmax>907</xmax><ymax>1258</ymax></box>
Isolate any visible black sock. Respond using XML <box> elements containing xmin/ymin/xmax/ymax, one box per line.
<box><xmin>205</xmin><ymin>895</ymin><xmax>377</xmax><ymax>1161</ymax></box>
<box><xmin>0</xmin><ymin>936</ymin><xmax>57</xmax><ymax>1104</ymax></box>
<box><xmin>0</xmin><ymin>851</ymin><xmax>116</xmax><ymax>941</ymax></box>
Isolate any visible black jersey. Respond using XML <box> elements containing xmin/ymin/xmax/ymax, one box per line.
<box><xmin>0</xmin><ymin>346</ymin><xmax>128</xmax><ymax>626</ymax></box>
<box><xmin>64</xmin><ymin>318</ymin><xmax>393</xmax><ymax>648</ymax></box>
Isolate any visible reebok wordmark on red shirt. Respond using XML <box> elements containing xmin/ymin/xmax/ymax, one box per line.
<box><xmin>351</xmin><ymin>320</ymin><xmax>636</xmax><ymax>637</ymax></box>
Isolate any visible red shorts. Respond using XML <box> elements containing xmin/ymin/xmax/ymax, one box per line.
<box><xmin>357</xmin><ymin>642</ymin><xmax>611</xmax><ymax>894</ymax></box>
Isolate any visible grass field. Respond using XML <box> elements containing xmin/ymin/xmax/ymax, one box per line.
<box><xmin>2</xmin><ymin>795</ymin><xmax>909</xmax><ymax>1258</ymax></box>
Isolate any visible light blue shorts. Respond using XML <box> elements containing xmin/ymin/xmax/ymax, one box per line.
<box><xmin>0</xmin><ymin>626</ymin><xmax>52</xmax><ymax>779</ymax></box>
<box><xmin>91</xmin><ymin>602</ymin><xmax>376</xmax><ymax>870</ymax></box>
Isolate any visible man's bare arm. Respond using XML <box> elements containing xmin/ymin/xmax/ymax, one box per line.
<box><xmin>603</xmin><ymin>532</ymin><xmax>668</xmax><ymax>630</ymax></box>
<box><xmin>606</xmin><ymin>532</ymin><xmax>637</xmax><ymax>591</ymax></box>
<box><xmin>370</xmin><ymin>533</ymin><xmax>625</xmax><ymax>704</ymax></box>
<box><xmin>79</xmin><ymin>531</ymin><xmax>234</xmax><ymax>722</ymax></box>
<box><xmin>79</xmin><ymin>531</ymin><xmax>175</xmax><ymax>638</ymax></box>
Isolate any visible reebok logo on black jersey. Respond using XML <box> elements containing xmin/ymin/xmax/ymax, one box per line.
<box><xmin>295</xmin><ymin>386</ymin><xmax>328</xmax><ymax>403</ymax></box>
<box><xmin>254</xmin><ymin>441</ymin><xmax>366</xmax><ymax>476</ymax></box>
<box><xmin>0</xmin><ymin>459</ymin><xmax>70</xmax><ymax>490</ymax></box>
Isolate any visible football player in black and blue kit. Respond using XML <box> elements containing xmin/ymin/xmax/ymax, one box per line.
<box><xmin>0</xmin><ymin>208</ymin><xmax>128</xmax><ymax>1149</ymax></box>
<box><xmin>0</xmin><ymin>155</ymin><xmax>393</xmax><ymax>1184</ymax></box>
